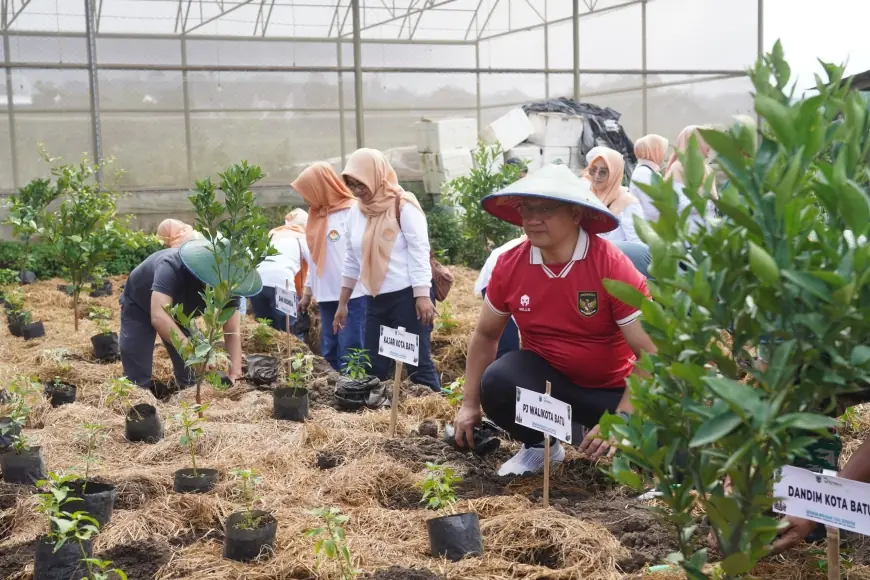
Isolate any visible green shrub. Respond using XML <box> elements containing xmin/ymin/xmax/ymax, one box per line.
<box><xmin>0</xmin><ymin>232</ymin><xmax>161</xmax><ymax>280</ymax></box>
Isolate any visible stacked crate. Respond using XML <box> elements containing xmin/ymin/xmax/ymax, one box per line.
<box><xmin>416</xmin><ymin>118</ymin><xmax>478</xmax><ymax>194</ymax></box>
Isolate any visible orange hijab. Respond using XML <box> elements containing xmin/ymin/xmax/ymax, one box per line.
<box><xmin>634</xmin><ymin>134</ymin><xmax>669</xmax><ymax>171</ymax></box>
<box><xmin>156</xmin><ymin>219</ymin><xmax>199</xmax><ymax>248</ymax></box>
<box><xmin>291</xmin><ymin>163</ymin><xmax>356</xmax><ymax>277</ymax></box>
<box><xmin>587</xmin><ymin>149</ymin><xmax>638</xmax><ymax>216</ymax></box>
<box><xmin>269</xmin><ymin>209</ymin><xmax>309</xmax><ymax>296</ymax></box>
<box><xmin>342</xmin><ymin>148</ymin><xmax>423</xmax><ymax>296</ymax></box>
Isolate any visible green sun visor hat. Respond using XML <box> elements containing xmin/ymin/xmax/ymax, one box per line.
<box><xmin>179</xmin><ymin>239</ymin><xmax>263</xmax><ymax>298</ymax></box>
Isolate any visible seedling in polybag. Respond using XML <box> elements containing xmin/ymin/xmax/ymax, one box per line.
<box><xmin>89</xmin><ymin>307</ymin><xmax>113</xmax><ymax>336</ymax></box>
<box><xmin>76</xmin><ymin>422</ymin><xmax>107</xmax><ymax>490</ymax></box>
<box><xmin>418</xmin><ymin>462</ymin><xmax>461</xmax><ymax>511</ymax></box>
<box><xmin>287</xmin><ymin>353</ymin><xmax>314</xmax><ymax>389</ymax></box>
<box><xmin>35</xmin><ymin>472</ymin><xmax>98</xmax><ymax>552</ymax></box>
<box><xmin>341</xmin><ymin>349</ymin><xmax>371</xmax><ymax>381</ymax></box>
<box><xmin>231</xmin><ymin>468</ymin><xmax>264</xmax><ymax>530</ymax></box>
<box><xmin>175</xmin><ymin>403</ymin><xmax>208</xmax><ymax>477</ymax></box>
<box><xmin>105</xmin><ymin>377</ymin><xmax>142</xmax><ymax>420</ymax></box>
<box><xmin>304</xmin><ymin>507</ymin><xmax>358</xmax><ymax>580</ymax></box>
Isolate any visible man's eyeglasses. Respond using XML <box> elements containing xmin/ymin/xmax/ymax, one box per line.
<box><xmin>517</xmin><ymin>203</ymin><xmax>564</xmax><ymax>219</ymax></box>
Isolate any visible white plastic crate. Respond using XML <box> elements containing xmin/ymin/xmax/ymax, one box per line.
<box><xmin>480</xmin><ymin>108</ymin><xmax>535</xmax><ymax>151</ymax></box>
<box><xmin>506</xmin><ymin>145</ymin><xmax>543</xmax><ymax>172</ymax></box>
<box><xmin>541</xmin><ymin>146</ymin><xmax>572</xmax><ymax>167</ymax></box>
<box><xmin>416</xmin><ymin>118</ymin><xmax>478</xmax><ymax>153</ymax></box>
<box><xmin>527</xmin><ymin>112</ymin><xmax>584</xmax><ymax>147</ymax></box>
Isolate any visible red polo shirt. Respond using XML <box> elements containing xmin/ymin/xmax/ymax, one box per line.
<box><xmin>485</xmin><ymin>230</ymin><xmax>648</xmax><ymax>389</ymax></box>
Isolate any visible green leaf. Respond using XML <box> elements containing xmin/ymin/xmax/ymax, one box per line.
<box><xmin>602</xmin><ymin>279</ymin><xmax>646</xmax><ymax>309</ymax></box>
<box><xmin>838</xmin><ymin>182</ymin><xmax>870</xmax><ymax>237</ymax></box>
<box><xmin>781</xmin><ymin>270</ymin><xmax>833</xmax><ymax>302</ymax></box>
<box><xmin>748</xmin><ymin>242</ymin><xmax>781</xmax><ymax>287</ymax></box>
<box><xmin>702</xmin><ymin>377</ymin><xmax>761</xmax><ymax>415</ymax></box>
<box><xmin>755</xmin><ymin>94</ymin><xmax>797</xmax><ymax>146</ymax></box>
<box><xmin>689</xmin><ymin>412</ymin><xmax>743</xmax><ymax>447</ymax></box>
<box><xmin>778</xmin><ymin>413</ymin><xmax>840</xmax><ymax>431</ymax></box>
<box><xmin>851</xmin><ymin>345</ymin><xmax>870</xmax><ymax>366</ymax></box>
<box><xmin>721</xmin><ymin>552</ymin><xmax>752</xmax><ymax>576</ymax></box>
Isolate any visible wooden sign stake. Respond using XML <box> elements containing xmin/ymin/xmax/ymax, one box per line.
<box><xmin>285</xmin><ymin>279</ymin><xmax>292</xmax><ymax>380</ymax></box>
<box><xmin>543</xmin><ymin>380</ymin><xmax>552</xmax><ymax>508</ymax></box>
<box><xmin>823</xmin><ymin>469</ymin><xmax>840</xmax><ymax>580</ymax></box>
<box><xmin>388</xmin><ymin>327</ymin><xmax>406</xmax><ymax>438</ymax></box>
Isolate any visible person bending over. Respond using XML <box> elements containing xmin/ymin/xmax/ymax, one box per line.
<box><xmin>453</xmin><ymin>164</ymin><xmax>657</xmax><ymax>476</ymax></box>
<box><xmin>119</xmin><ymin>240</ymin><xmax>259</xmax><ymax>390</ymax></box>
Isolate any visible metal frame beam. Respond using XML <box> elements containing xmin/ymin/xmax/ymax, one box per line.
<box><xmin>480</xmin><ymin>0</ymin><xmax>643</xmax><ymax>41</ymax></box>
<box><xmin>573</xmin><ymin>0</ymin><xmax>579</xmax><ymax>100</ymax></box>
<box><xmin>342</xmin><ymin>0</ymin><xmax>456</xmax><ymax>37</ymax></box>
<box><xmin>352</xmin><ymin>0</ymin><xmax>364</xmax><ymax>147</ymax></box>
<box><xmin>2</xmin><ymin>0</ymin><xmax>20</xmax><ymax>188</ymax></box>
<box><xmin>84</xmin><ymin>0</ymin><xmax>103</xmax><ymax>184</ymax></box>
<box><xmin>1</xmin><ymin>0</ymin><xmax>31</xmax><ymax>31</ymax></box>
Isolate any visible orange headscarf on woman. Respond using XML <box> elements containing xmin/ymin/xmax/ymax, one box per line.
<box><xmin>634</xmin><ymin>134</ymin><xmax>669</xmax><ymax>171</ymax></box>
<box><xmin>587</xmin><ymin>149</ymin><xmax>638</xmax><ymax>216</ymax></box>
<box><xmin>156</xmin><ymin>219</ymin><xmax>200</xmax><ymax>248</ymax></box>
<box><xmin>291</xmin><ymin>163</ymin><xmax>356</xmax><ymax>276</ymax></box>
<box><xmin>268</xmin><ymin>209</ymin><xmax>309</xmax><ymax>296</ymax></box>
<box><xmin>342</xmin><ymin>148</ymin><xmax>423</xmax><ymax>297</ymax></box>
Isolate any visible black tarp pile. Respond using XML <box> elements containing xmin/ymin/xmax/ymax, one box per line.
<box><xmin>523</xmin><ymin>97</ymin><xmax>637</xmax><ymax>182</ymax></box>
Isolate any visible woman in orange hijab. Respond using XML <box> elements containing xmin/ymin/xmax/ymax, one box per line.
<box><xmin>585</xmin><ymin>148</ymin><xmax>646</xmax><ymax>244</ymax></box>
<box><xmin>292</xmin><ymin>162</ymin><xmax>367</xmax><ymax>372</ymax></box>
<box><xmin>665</xmin><ymin>125</ymin><xmax>718</xmax><ymax>232</ymax></box>
<box><xmin>334</xmin><ymin>148</ymin><xmax>440</xmax><ymax>392</ymax></box>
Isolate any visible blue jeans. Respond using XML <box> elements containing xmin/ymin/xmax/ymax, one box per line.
<box><xmin>319</xmin><ymin>296</ymin><xmax>367</xmax><ymax>372</ymax></box>
<box><xmin>250</xmin><ymin>286</ymin><xmax>294</xmax><ymax>332</ymax></box>
<box><xmin>481</xmin><ymin>287</ymin><xmax>520</xmax><ymax>359</ymax></box>
<box><xmin>365</xmin><ymin>287</ymin><xmax>440</xmax><ymax>392</ymax></box>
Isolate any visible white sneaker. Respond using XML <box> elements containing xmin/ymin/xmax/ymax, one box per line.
<box><xmin>497</xmin><ymin>441</ymin><xmax>565</xmax><ymax>476</ymax></box>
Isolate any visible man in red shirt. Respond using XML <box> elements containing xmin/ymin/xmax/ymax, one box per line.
<box><xmin>454</xmin><ymin>164</ymin><xmax>657</xmax><ymax>476</ymax></box>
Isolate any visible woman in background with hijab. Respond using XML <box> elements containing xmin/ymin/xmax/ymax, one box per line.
<box><xmin>630</xmin><ymin>134</ymin><xmax>669</xmax><ymax>222</ymax></box>
<box><xmin>295</xmin><ymin>163</ymin><xmax>368</xmax><ymax>372</ymax></box>
<box><xmin>585</xmin><ymin>149</ymin><xmax>645</xmax><ymax>244</ymax></box>
<box><xmin>156</xmin><ymin>218</ymin><xmax>201</xmax><ymax>249</ymax></box>
<box><xmin>333</xmin><ymin>148</ymin><xmax>440</xmax><ymax>392</ymax></box>
<box><xmin>665</xmin><ymin>125</ymin><xmax>718</xmax><ymax>232</ymax></box>
<box><xmin>250</xmin><ymin>209</ymin><xmax>309</xmax><ymax>332</ymax></box>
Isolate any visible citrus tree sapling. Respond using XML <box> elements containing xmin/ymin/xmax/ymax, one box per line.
<box><xmin>442</xmin><ymin>377</ymin><xmax>464</xmax><ymax>408</ymax></box>
<box><xmin>418</xmin><ymin>462</ymin><xmax>461</xmax><ymax>511</ymax></box>
<box><xmin>341</xmin><ymin>348</ymin><xmax>372</xmax><ymax>380</ymax></box>
<box><xmin>434</xmin><ymin>301</ymin><xmax>459</xmax><ymax>334</ymax></box>
<box><xmin>43</xmin><ymin>154</ymin><xmax>124</xmax><ymax>331</ymax></box>
<box><xmin>76</xmin><ymin>423</ymin><xmax>106</xmax><ymax>491</ymax></box>
<box><xmin>89</xmin><ymin>307</ymin><xmax>113</xmax><ymax>336</ymax></box>
<box><xmin>287</xmin><ymin>352</ymin><xmax>315</xmax><ymax>389</ymax></box>
<box><xmin>230</xmin><ymin>467</ymin><xmax>264</xmax><ymax>530</ymax></box>
<box><xmin>304</xmin><ymin>507</ymin><xmax>358</xmax><ymax>580</ymax></box>
<box><xmin>3</xmin><ymin>177</ymin><xmax>60</xmax><ymax>280</ymax></box>
<box><xmin>35</xmin><ymin>472</ymin><xmax>99</xmax><ymax>552</ymax></box>
<box><xmin>105</xmin><ymin>377</ymin><xmax>142</xmax><ymax>420</ymax></box>
<box><xmin>167</xmin><ymin>162</ymin><xmax>276</xmax><ymax>408</ymax></box>
<box><xmin>251</xmin><ymin>318</ymin><xmax>276</xmax><ymax>352</ymax></box>
<box><xmin>176</xmin><ymin>403</ymin><xmax>208</xmax><ymax>477</ymax></box>
<box><xmin>600</xmin><ymin>44</ymin><xmax>870</xmax><ymax>579</ymax></box>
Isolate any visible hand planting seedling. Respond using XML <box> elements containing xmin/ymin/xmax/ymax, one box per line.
<box><xmin>167</xmin><ymin>162</ymin><xmax>276</xmax><ymax>408</ymax></box>
<box><xmin>230</xmin><ymin>468</ymin><xmax>264</xmax><ymax>530</ymax></box>
<box><xmin>81</xmin><ymin>558</ymin><xmax>128</xmax><ymax>580</ymax></box>
<box><xmin>418</xmin><ymin>462</ymin><xmax>461</xmax><ymax>511</ymax></box>
<box><xmin>89</xmin><ymin>307</ymin><xmax>113</xmax><ymax>336</ymax></box>
<box><xmin>341</xmin><ymin>348</ymin><xmax>372</xmax><ymax>380</ymax></box>
<box><xmin>176</xmin><ymin>402</ymin><xmax>208</xmax><ymax>477</ymax></box>
<box><xmin>304</xmin><ymin>507</ymin><xmax>358</xmax><ymax>580</ymax></box>
<box><xmin>42</xmin><ymin>152</ymin><xmax>125</xmax><ymax>332</ymax></box>
<box><xmin>443</xmin><ymin>377</ymin><xmax>464</xmax><ymax>408</ymax></box>
<box><xmin>251</xmin><ymin>318</ymin><xmax>276</xmax><ymax>352</ymax></box>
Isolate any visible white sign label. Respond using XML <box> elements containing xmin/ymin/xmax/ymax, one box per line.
<box><xmin>275</xmin><ymin>286</ymin><xmax>297</xmax><ymax>315</ymax></box>
<box><xmin>378</xmin><ymin>326</ymin><xmax>419</xmax><ymax>366</ymax></box>
<box><xmin>514</xmin><ymin>387</ymin><xmax>573</xmax><ymax>444</ymax></box>
<box><xmin>773</xmin><ymin>465</ymin><xmax>870</xmax><ymax>536</ymax></box>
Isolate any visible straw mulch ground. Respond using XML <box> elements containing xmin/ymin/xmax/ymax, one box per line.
<box><xmin>1</xmin><ymin>270</ymin><xmax>869</xmax><ymax>579</ymax></box>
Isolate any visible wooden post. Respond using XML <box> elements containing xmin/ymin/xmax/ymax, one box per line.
<box><xmin>388</xmin><ymin>327</ymin><xmax>406</xmax><ymax>438</ymax></box>
<box><xmin>823</xmin><ymin>469</ymin><xmax>840</xmax><ymax>580</ymax></box>
<box><xmin>543</xmin><ymin>380</ymin><xmax>552</xmax><ymax>508</ymax></box>
<box><xmin>285</xmin><ymin>279</ymin><xmax>292</xmax><ymax>380</ymax></box>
